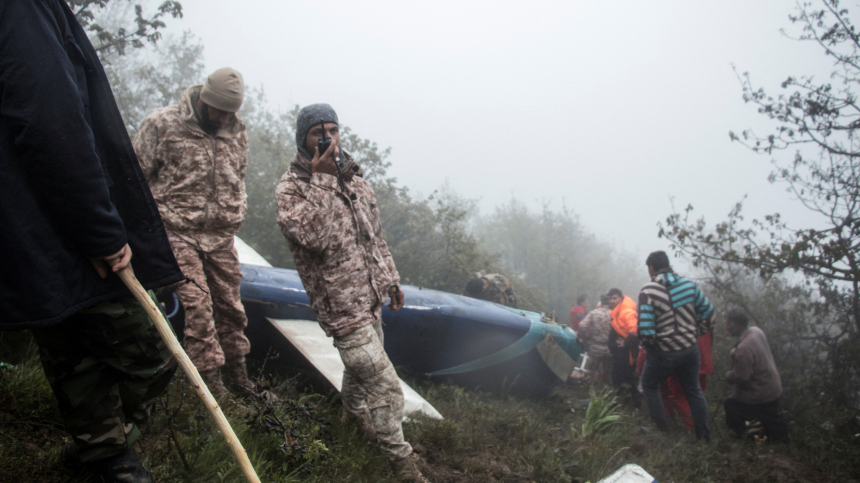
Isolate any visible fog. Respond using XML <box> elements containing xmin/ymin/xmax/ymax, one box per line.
<box><xmin>167</xmin><ymin>0</ymin><xmax>832</xmax><ymax>261</ymax></box>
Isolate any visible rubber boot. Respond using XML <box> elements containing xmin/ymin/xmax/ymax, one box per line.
<box><xmin>95</xmin><ymin>446</ymin><xmax>153</xmax><ymax>483</ymax></box>
<box><xmin>393</xmin><ymin>453</ymin><xmax>430</xmax><ymax>483</ymax></box>
<box><xmin>199</xmin><ymin>368</ymin><xmax>229</xmax><ymax>402</ymax></box>
<box><xmin>224</xmin><ymin>357</ymin><xmax>256</xmax><ymax>399</ymax></box>
<box><xmin>342</xmin><ymin>408</ymin><xmax>377</xmax><ymax>443</ymax></box>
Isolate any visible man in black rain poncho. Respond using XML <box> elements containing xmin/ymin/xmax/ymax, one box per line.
<box><xmin>0</xmin><ymin>1</ymin><xmax>184</xmax><ymax>480</ymax></box>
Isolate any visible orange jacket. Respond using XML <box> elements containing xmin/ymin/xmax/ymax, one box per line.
<box><xmin>610</xmin><ymin>295</ymin><xmax>638</xmax><ymax>338</ymax></box>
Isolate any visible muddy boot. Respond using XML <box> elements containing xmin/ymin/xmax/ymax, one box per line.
<box><xmin>199</xmin><ymin>368</ymin><xmax>229</xmax><ymax>402</ymax></box>
<box><xmin>342</xmin><ymin>409</ymin><xmax>377</xmax><ymax>443</ymax></box>
<box><xmin>393</xmin><ymin>453</ymin><xmax>430</xmax><ymax>483</ymax></box>
<box><xmin>95</xmin><ymin>446</ymin><xmax>153</xmax><ymax>483</ymax></box>
<box><xmin>61</xmin><ymin>441</ymin><xmax>80</xmax><ymax>468</ymax></box>
<box><xmin>224</xmin><ymin>357</ymin><xmax>256</xmax><ymax>399</ymax></box>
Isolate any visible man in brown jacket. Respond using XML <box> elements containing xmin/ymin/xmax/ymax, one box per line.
<box><xmin>275</xmin><ymin>104</ymin><xmax>427</xmax><ymax>482</ymax></box>
<box><xmin>724</xmin><ymin>309</ymin><xmax>789</xmax><ymax>443</ymax></box>
<box><xmin>133</xmin><ymin>68</ymin><xmax>253</xmax><ymax>399</ymax></box>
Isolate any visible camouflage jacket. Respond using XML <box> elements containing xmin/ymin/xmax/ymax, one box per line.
<box><xmin>132</xmin><ymin>86</ymin><xmax>248</xmax><ymax>252</ymax></box>
<box><xmin>578</xmin><ymin>306</ymin><xmax>612</xmax><ymax>358</ymax></box>
<box><xmin>275</xmin><ymin>162</ymin><xmax>400</xmax><ymax>337</ymax></box>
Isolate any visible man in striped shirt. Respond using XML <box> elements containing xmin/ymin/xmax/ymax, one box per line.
<box><xmin>638</xmin><ymin>251</ymin><xmax>715</xmax><ymax>441</ymax></box>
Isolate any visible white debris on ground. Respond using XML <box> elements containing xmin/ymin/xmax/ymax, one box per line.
<box><xmin>599</xmin><ymin>464</ymin><xmax>657</xmax><ymax>483</ymax></box>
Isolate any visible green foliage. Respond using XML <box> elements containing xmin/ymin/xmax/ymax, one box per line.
<box><xmin>476</xmin><ymin>198</ymin><xmax>645</xmax><ymax>316</ymax></box>
<box><xmin>655</xmin><ymin>197</ymin><xmax>860</xmax><ymax>473</ymax></box>
<box><xmin>0</xmin><ymin>333</ymin><xmax>60</xmax><ymax>430</ymax></box>
<box><xmin>237</xmin><ymin>90</ymin><xmax>300</xmax><ymax>269</ymax></box>
<box><xmin>69</xmin><ymin>0</ymin><xmax>183</xmax><ymax>56</ymax></box>
<box><xmin>73</xmin><ymin>1</ymin><xmax>201</xmax><ymax>134</ymax></box>
<box><xmin>405</xmin><ymin>376</ymin><xmax>860</xmax><ymax>482</ymax></box>
<box><xmin>245</xmin><ymin>394</ymin><xmax>334</xmax><ymax>468</ymax></box>
<box><xmin>3</xmin><ymin>332</ymin><xmax>860</xmax><ymax>482</ymax></box>
<box><xmin>580</xmin><ymin>386</ymin><xmax>622</xmax><ymax>438</ymax></box>
<box><xmin>106</xmin><ymin>30</ymin><xmax>206</xmax><ymax>134</ymax></box>
<box><xmin>403</xmin><ymin>380</ymin><xmax>578</xmax><ymax>482</ymax></box>
<box><xmin>0</xmin><ymin>332</ymin><xmax>90</xmax><ymax>482</ymax></box>
<box><xmin>379</xmin><ymin>186</ymin><xmax>499</xmax><ymax>294</ymax></box>
<box><xmin>665</xmin><ymin>0</ymin><xmax>860</xmax><ymax>334</ymax></box>
<box><xmin>659</xmin><ymin>0</ymin><xmax>860</xmax><ymax>413</ymax></box>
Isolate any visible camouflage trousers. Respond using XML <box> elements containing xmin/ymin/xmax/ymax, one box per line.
<box><xmin>30</xmin><ymin>295</ymin><xmax>176</xmax><ymax>462</ymax></box>
<box><xmin>334</xmin><ymin>318</ymin><xmax>412</xmax><ymax>461</ymax></box>
<box><xmin>170</xmin><ymin>236</ymin><xmax>250</xmax><ymax>372</ymax></box>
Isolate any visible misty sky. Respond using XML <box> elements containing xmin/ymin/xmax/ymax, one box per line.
<box><xmin>166</xmin><ymin>0</ymin><xmax>833</xmax><ymax>262</ymax></box>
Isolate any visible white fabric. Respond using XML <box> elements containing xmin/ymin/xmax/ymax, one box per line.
<box><xmin>599</xmin><ymin>464</ymin><xmax>656</xmax><ymax>483</ymax></box>
<box><xmin>268</xmin><ymin>318</ymin><xmax>443</xmax><ymax>421</ymax></box>
<box><xmin>234</xmin><ymin>236</ymin><xmax>272</xmax><ymax>267</ymax></box>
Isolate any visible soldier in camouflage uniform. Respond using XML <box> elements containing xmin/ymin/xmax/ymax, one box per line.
<box><xmin>578</xmin><ymin>295</ymin><xmax>613</xmax><ymax>377</ymax></box>
<box><xmin>463</xmin><ymin>271</ymin><xmax>518</xmax><ymax>308</ymax></box>
<box><xmin>133</xmin><ymin>68</ymin><xmax>254</xmax><ymax>400</ymax></box>
<box><xmin>1</xmin><ymin>1</ymin><xmax>184</xmax><ymax>480</ymax></box>
<box><xmin>275</xmin><ymin>104</ymin><xmax>428</xmax><ymax>482</ymax></box>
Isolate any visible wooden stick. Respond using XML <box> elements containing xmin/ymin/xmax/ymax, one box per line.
<box><xmin>116</xmin><ymin>268</ymin><xmax>261</xmax><ymax>483</ymax></box>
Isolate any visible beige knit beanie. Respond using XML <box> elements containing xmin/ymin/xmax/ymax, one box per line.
<box><xmin>200</xmin><ymin>67</ymin><xmax>244</xmax><ymax>112</ymax></box>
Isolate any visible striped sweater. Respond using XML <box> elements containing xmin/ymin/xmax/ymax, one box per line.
<box><xmin>637</xmin><ymin>270</ymin><xmax>714</xmax><ymax>352</ymax></box>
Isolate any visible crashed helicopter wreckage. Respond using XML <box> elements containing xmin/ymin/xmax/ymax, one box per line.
<box><xmin>162</xmin><ymin>237</ymin><xmax>581</xmax><ymax>418</ymax></box>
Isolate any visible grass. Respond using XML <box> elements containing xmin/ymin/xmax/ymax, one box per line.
<box><xmin>2</xmin><ymin>329</ymin><xmax>860</xmax><ymax>483</ymax></box>
<box><xmin>580</xmin><ymin>386</ymin><xmax>622</xmax><ymax>438</ymax></box>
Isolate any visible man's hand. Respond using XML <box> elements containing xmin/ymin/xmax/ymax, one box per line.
<box><xmin>388</xmin><ymin>286</ymin><xmax>404</xmax><ymax>312</ymax></box>
<box><xmin>88</xmin><ymin>243</ymin><xmax>133</xmax><ymax>279</ymax></box>
<box><xmin>311</xmin><ymin>142</ymin><xmax>340</xmax><ymax>176</ymax></box>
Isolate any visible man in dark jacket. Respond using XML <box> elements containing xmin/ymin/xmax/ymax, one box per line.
<box><xmin>724</xmin><ymin>309</ymin><xmax>789</xmax><ymax>443</ymax></box>
<box><xmin>0</xmin><ymin>0</ymin><xmax>184</xmax><ymax>480</ymax></box>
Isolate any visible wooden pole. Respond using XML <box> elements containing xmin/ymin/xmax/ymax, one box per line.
<box><xmin>116</xmin><ymin>268</ymin><xmax>261</xmax><ymax>483</ymax></box>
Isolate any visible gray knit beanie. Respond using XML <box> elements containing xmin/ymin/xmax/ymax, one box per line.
<box><xmin>200</xmin><ymin>67</ymin><xmax>244</xmax><ymax>112</ymax></box>
<box><xmin>296</xmin><ymin>103</ymin><xmax>338</xmax><ymax>159</ymax></box>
